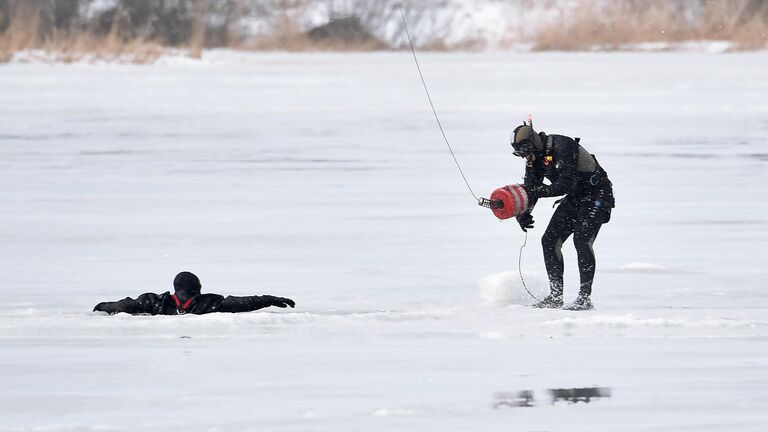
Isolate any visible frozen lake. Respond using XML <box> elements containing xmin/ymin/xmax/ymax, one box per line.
<box><xmin>1</xmin><ymin>51</ymin><xmax>767</xmax><ymax>431</ymax></box>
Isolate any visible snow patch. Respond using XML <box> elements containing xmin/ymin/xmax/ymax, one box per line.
<box><xmin>479</xmin><ymin>271</ymin><xmax>546</xmax><ymax>305</ymax></box>
<box><xmin>624</xmin><ymin>40</ymin><xmax>737</xmax><ymax>53</ymax></box>
<box><xmin>478</xmin><ymin>331</ymin><xmax>508</xmax><ymax>340</ymax></box>
<box><xmin>621</xmin><ymin>262</ymin><xmax>668</xmax><ymax>271</ymax></box>
<box><xmin>370</xmin><ymin>407</ymin><xmax>422</xmax><ymax>417</ymax></box>
<box><xmin>0</xmin><ymin>425</ymin><xmax>122</xmax><ymax>432</ymax></box>
<box><xmin>0</xmin><ymin>309</ymin><xmax>458</xmax><ymax>341</ymax></box>
<box><xmin>82</xmin><ymin>0</ymin><xmax>120</xmax><ymax>19</ymax></box>
<box><xmin>606</xmin><ymin>262</ymin><xmax>691</xmax><ymax>274</ymax></box>
<box><xmin>544</xmin><ymin>315</ymin><xmax>763</xmax><ymax>331</ymax></box>
<box><xmin>678</xmin><ymin>40</ymin><xmax>738</xmax><ymax>53</ymax></box>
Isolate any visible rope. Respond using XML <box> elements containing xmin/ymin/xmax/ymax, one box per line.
<box><xmin>399</xmin><ymin>7</ymin><xmax>537</xmax><ymax>304</ymax></box>
<box><xmin>518</xmin><ymin>231</ymin><xmax>541</xmax><ymax>303</ymax></box>
<box><xmin>399</xmin><ymin>7</ymin><xmax>478</xmax><ymax>201</ymax></box>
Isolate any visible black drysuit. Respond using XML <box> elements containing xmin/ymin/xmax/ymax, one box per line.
<box><xmin>522</xmin><ymin>133</ymin><xmax>614</xmax><ymax>297</ymax></box>
<box><xmin>93</xmin><ymin>292</ymin><xmax>295</xmax><ymax>315</ymax></box>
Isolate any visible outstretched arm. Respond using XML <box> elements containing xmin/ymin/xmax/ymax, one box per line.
<box><xmin>93</xmin><ymin>293</ymin><xmax>165</xmax><ymax>315</ymax></box>
<box><xmin>216</xmin><ymin>295</ymin><xmax>296</xmax><ymax>313</ymax></box>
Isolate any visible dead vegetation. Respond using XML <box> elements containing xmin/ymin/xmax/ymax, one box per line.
<box><xmin>0</xmin><ymin>0</ymin><xmax>389</xmax><ymax>61</ymax></box>
<box><xmin>532</xmin><ymin>0</ymin><xmax>768</xmax><ymax>51</ymax></box>
<box><xmin>241</xmin><ymin>14</ymin><xmax>386</xmax><ymax>51</ymax></box>
<box><xmin>0</xmin><ymin>0</ymin><xmax>221</xmax><ymax>62</ymax></box>
<box><xmin>0</xmin><ymin>0</ymin><xmax>766</xmax><ymax>62</ymax></box>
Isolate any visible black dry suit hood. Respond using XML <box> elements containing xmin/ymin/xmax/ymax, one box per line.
<box><xmin>173</xmin><ymin>271</ymin><xmax>201</xmax><ymax>307</ymax></box>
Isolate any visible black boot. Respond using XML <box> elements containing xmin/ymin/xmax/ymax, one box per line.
<box><xmin>563</xmin><ymin>294</ymin><xmax>593</xmax><ymax>311</ymax></box>
<box><xmin>533</xmin><ymin>294</ymin><xmax>563</xmax><ymax>309</ymax></box>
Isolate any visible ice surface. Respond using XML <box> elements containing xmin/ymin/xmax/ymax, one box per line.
<box><xmin>1</xmin><ymin>50</ymin><xmax>767</xmax><ymax>431</ymax></box>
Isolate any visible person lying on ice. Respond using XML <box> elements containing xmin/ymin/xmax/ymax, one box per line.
<box><xmin>93</xmin><ymin>271</ymin><xmax>295</xmax><ymax>315</ymax></box>
<box><xmin>510</xmin><ymin>121</ymin><xmax>615</xmax><ymax>311</ymax></box>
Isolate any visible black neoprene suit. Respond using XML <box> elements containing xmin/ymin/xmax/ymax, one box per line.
<box><xmin>93</xmin><ymin>292</ymin><xmax>293</xmax><ymax>315</ymax></box>
<box><xmin>522</xmin><ymin>133</ymin><xmax>614</xmax><ymax>297</ymax></box>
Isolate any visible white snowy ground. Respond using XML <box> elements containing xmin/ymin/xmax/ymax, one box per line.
<box><xmin>1</xmin><ymin>50</ymin><xmax>767</xmax><ymax>431</ymax></box>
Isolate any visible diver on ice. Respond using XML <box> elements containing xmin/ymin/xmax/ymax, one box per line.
<box><xmin>93</xmin><ymin>271</ymin><xmax>295</xmax><ymax>315</ymax></box>
<box><xmin>507</xmin><ymin>121</ymin><xmax>615</xmax><ymax>310</ymax></box>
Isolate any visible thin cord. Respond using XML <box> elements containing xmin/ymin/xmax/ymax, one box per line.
<box><xmin>399</xmin><ymin>7</ymin><xmax>536</xmax><ymax>303</ymax></box>
<box><xmin>518</xmin><ymin>231</ymin><xmax>541</xmax><ymax>303</ymax></box>
<box><xmin>399</xmin><ymin>7</ymin><xmax>478</xmax><ymax>201</ymax></box>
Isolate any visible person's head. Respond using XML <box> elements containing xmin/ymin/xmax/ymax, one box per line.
<box><xmin>173</xmin><ymin>271</ymin><xmax>201</xmax><ymax>300</ymax></box>
<box><xmin>510</xmin><ymin>123</ymin><xmax>544</xmax><ymax>159</ymax></box>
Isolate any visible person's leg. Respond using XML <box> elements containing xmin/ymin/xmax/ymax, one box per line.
<box><xmin>573</xmin><ymin>192</ymin><xmax>613</xmax><ymax>299</ymax></box>
<box><xmin>573</xmin><ymin>219</ymin><xmax>602</xmax><ymax>297</ymax></box>
<box><xmin>541</xmin><ymin>201</ymin><xmax>577</xmax><ymax>298</ymax></box>
<box><xmin>562</xmin><ymin>197</ymin><xmax>611</xmax><ymax>311</ymax></box>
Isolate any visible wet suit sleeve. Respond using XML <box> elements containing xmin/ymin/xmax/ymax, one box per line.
<box><xmin>531</xmin><ymin>138</ymin><xmax>579</xmax><ymax>198</ymax></box>
<box><xmin>216</xmin><ymin>295</ymin><xmax>296</xmax><ymax>313</ymax></box>
<box><xmin>93</xmin><ymin>293</ymin><xmax>165</xmax><ymax>315</ymax></box>
<box><xmin>522</xmin><ymin>163</ymin><xmax>544</xmax><ymax>212</ymax></box>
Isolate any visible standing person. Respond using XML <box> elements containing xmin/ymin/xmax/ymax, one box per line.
<box><xmin>510</xmin><ymin>122</ymin><xmax>614</xmax><ymax>310</ymax></box>
<box><xmin>93</xmin><ymin>271</ymin><xmax>295</xmax><ymax>315</ymax></box>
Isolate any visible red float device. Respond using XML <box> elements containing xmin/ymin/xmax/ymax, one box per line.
<box><xmin>490</xmin><ymin>184</ymin><xmax>530</xmax><ymax>220</ymax></box>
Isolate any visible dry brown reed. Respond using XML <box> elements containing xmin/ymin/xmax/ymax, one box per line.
<box><xmin>1</xmin><ymin>1</ymin><xmax>178</xmax><ymax>63</ymax></box>
<box><xmin>1</xmin><ymin>0</ymin><xmax>766</xmax><ymax>62</ymax></box>
<box><xmin>241</xmin><ymin>13</ymin><xmax>387</xmax><ymax>52</ymax></box>
<box><xmin>532</xmin><ymin>0</ymin><xmax>768</xmax><ymax>51</ymax></box>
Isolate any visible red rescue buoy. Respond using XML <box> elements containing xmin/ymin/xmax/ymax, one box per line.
<box><xmin>490</xmin><ymin>184</ymin><xmax>529</xmax><ymax>220</ymax></box>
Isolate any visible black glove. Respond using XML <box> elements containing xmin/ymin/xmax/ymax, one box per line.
<box><xmin>93</xmin><ymin>302</ymin><xmax>117</xmax><ymax>314</ymax></box>
<box><xmin>262</xmin><ymin>295</ymin><xmax>295</xmax><ymax>308</ymax></box>
<box><xmin>516</xmin><ymin>212</ymin><xmax>534</xmax><ymax>232</ymax></box>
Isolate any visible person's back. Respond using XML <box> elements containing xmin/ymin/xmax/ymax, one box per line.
<box><xmin>93</xmin><ymin>271</ymin><xmax>295</xmax><ymax>315</ymax></box>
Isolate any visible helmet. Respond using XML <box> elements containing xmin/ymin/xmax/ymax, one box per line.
<box><xmin>510</xmin><ymin>123</ymin><xmax>543</xmax><ymax>158</ymax></box>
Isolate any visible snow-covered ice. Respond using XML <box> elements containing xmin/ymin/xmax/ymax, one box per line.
<box><xmin>1</xmin><ymin>51</ymin><xmax>767</xmax><ymax>431</ymax></box>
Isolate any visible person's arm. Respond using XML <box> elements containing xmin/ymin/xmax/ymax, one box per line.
<box><xmin>93</xmin><ymin>293</ymin><xmax>165</xmax><ymax>315</ymax></box>
<box><xmin>530</xmin><ymin>137</ymin><xmax>579</xmax><ymax>198</ymax></box>
<box><xmin>216</xmin><ymin>295</ymin><xmax>296</xmax><ymax>313</ymax></box>
<box><xmin>522</xmin><ymin>162</ymin><xmax>544</xmax><ymax>211</ymax></box>
<box><xmin>515</xmin><ymin>162</ymin><xmax>544</xmax><ymax>231</ymax></box>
